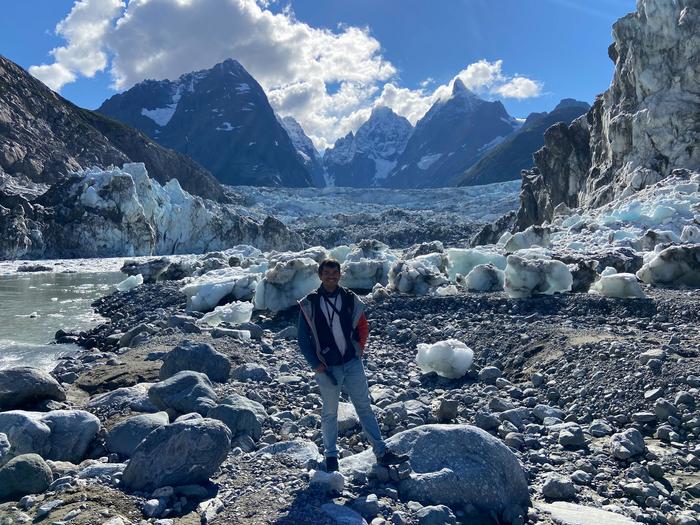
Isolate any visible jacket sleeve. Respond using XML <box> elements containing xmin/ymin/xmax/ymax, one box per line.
<box><xmin>297</xmin><ymin>308</ymin><xmax>322</xmax><ymax>370</ymax></box>
<box><xmin>357</xmin><ymin>312</ymin><xmax>369</xmax><ymax>349</ymax></box>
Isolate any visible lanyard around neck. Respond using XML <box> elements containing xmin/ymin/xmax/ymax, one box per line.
<box><xmin>322</xmin><ymin>294</ymin><xmax>340</xmax><ymax>327</ymax></box>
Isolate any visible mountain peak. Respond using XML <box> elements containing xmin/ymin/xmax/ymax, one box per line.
<box><xmin>451</xmin><ymin>78</ymin><xmax>477</xmax><ymax>98</ymax></box>
<box><xmin>369</xmin><ymin>105</ymin><xmax>396</xmax><ymax>119</ymax></box>
<box><xmin>553</xmin><ymin>98</ymin><xmax>590</xmax><ymax>112</ymax></box>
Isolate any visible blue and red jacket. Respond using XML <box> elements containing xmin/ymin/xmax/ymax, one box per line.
<box><xmin>297</xmin><ymin>285</ymin><xmax>369</xmax><ymax>370</ymax></box>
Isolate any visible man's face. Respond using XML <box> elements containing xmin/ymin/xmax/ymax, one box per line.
<box><xmin>320</xmin><ymin>266</ymin><xmax>341</xmax><ymax>290</ymax></box>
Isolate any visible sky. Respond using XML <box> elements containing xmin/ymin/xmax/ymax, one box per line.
<box><xmin>0</xmin><ymin>0</ymin><xmax>636</xmax><ymax>150</ymax></box>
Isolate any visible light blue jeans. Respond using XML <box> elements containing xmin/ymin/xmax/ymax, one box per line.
<box><xmin>315</xmin><ymin>357</ymin><xmax>387</xmax><ymax>458</ymax></box>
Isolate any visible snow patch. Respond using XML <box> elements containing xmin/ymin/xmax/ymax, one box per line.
<box><xmin>417</xmin><ymin>153</ymin><xmax>443</xmax><ymax>170</ymax></box>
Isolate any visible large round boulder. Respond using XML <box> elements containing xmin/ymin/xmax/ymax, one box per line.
<box><xmin>0</xmin><ymin>454</ymin><xmax>53</xmax><ymax>502</ymax></box>
<box><xmin>0</xmin><ymin>410</ymin><xmax>101</xmax><ymax>464</ymax></box>
<box><xmin>159</xmin><ymin>340</ymin><xmax>231</xmax><ymax>383</ymax></box>
<box><xmin>106</xmin><ymin>412</ymin><xmax>169</xmax><ymax>457</ymax></box>
<box><xmin>0</xmin><ymin>367</ymin><xmax>66</xmax><ymax>410</ymax></box>
<box><xmin>340</xmin><ymin>424</ymin><xmax>530</xmax><ymax>524</ymax></box>
<box><xmin>148</xmin><ymin>371</ymin><xmax>218</xmax><ymax>415</ymax></box>
<box><xmin>121</xmin><ymin>418</ymin><xmax>231</xmax><ymax>491</ymax></box>
<box><xmin>207</xmin><ymin>405</ymin><xmax>261</xmax><ymax>441</ymax></box>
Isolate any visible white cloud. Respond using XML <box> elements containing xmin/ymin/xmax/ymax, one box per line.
<box><xmin>29</xmin><ymin>0</ymin><xmax>542</xmax><ymax>149</ymax></box>
<box><xmin>29</xmin><ymin>0</ymin><xmax>124</xmax><ymax>91</ymax></box>
<box><xmin>493</xmin><ymin>76</ymin><xmax>543</xmax><ymax>99</ymax></box>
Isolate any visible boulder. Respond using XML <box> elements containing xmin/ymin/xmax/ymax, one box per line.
<box><xmin>0</xmin><ymin>367</ymin><xmax>66</xmax><ymax>410</ymax></box>
<box><xmin>0</xmin><ymin>410</ymin><xmax>100</xmax><ymax>464</ymax></box>
<box><xmin>207</xmin><ymin>404</ymin><xmax>261</xmax><ymax>441</ymax></box>
<box><xmin>321</xmin><ymin>503</ymin><xmax>366</xmax><ymax>524</ymax></box>
<box><xmin>159</xmin><ymin>340</ymin><xmax>231</xmax><ymax>383</ymax></box>
<box><xmin>256</xmin><ymin>440</ymin><xmax>322</xmax><ymax>468</ymax></box>
<box><xmin>340</xmin><ymin>424</ymin><xmax>529</xmax><ymax>524</ymax></box>
<box><xmin>610</xmin><ymin>428</ymin><xmax>645</xmax><ymax>460</ymax></box>
<box><xmin>231</xmin><ymin>363</ymin><xmax>271</xmax><ymax>383</ymax></box>
<box><xmin>106</xmin><ymin>412</ymin><xmax>170</xmax><ymax>457</ymax></box>
<box><xmin>0</xmin><ymin>454</ymin><xmax>53</xmax><ymax>502</ymax></box>
<box><xmin>121</xmin><ymin>418</ymin><xmax>231</xmax><ymax>491</ymax></box>
<box><xmin>536</xmin><ymin>501</ymin><xmax>636</xmax><ymax>525</ymax></box>
<box><xmin>338</xmin><ymin>403</ymin><xmax>360</xmax><ymax>434</ymax></box>
<box><xmin>148</xmin><ymin>371</ymin><xmax>218</xmax><ymax>415</ymax></box>
<box><xmin>220</xmin><ymin>393</ymin><xmax>268</xmax><ymax>425</ymax></box>
<box><xmin>86</xmin><ymin>383</ymin><xmax>158</xmax><ymax>413</ymax></box>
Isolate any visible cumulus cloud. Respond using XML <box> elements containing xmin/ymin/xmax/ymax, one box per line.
<box><xmin>29</xmin><ymin>0</ymin><xmax>124</xmax><ymax>91</ymax></box>
<box><xmin>30</xmin><ymin>0</ymin><xmax>543</xmax><ymax>149</ymax></box>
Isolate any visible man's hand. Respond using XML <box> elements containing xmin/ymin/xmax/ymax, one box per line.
<box><xmin>314</xmin><ymin>364</ymin><xmax>326</xmax><ymax>373</ymax></box>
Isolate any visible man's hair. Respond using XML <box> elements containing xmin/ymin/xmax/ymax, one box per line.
<box><xmin>318</xmin><ymin>259</ymin><xmax>341</xmax><ymax>275</ymax></box>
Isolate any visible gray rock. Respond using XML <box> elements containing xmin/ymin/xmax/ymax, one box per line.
<box><xmin>639</xmin><ymin>348</ymin><xmax>665</xmax><ymax>364</ymax></box>
<box><xmin>434</xmin><ymin>399</ymin><xmax>459</xmax><ymax>422</ymax></box>
<box><xmin>351</xmin><ymin>494</ymin><xmax>380</xmax><ymax>519</ymax></box>
<box><xmin>416</xmin><ymin>505</ymin><xmax>457</xmax><ymax>525</ymax></box>
<box><xmin>533</xmin><ymin>404</ymin><xmax>565</xmax><ymax>423</ymax></box>
<box><xmin>0</xmin><ymin>454</ymin><xmax>53</xmax><ymax>501</ymax></box>
<box><xmin>589</xmin><ymin>419</ymin><xmax>613</xmax><ymax>437</ymax></box>
<box><xmin>256</xmin><ymin>440</ymin><xmax>322</xmax><ymax>468</ymax></box>
<box><xmin>0</xmin><ymin>410</ymin><xmax>100</xmax><ymax>464</ymax></box>
<box><xmin>338</xmin><ymin>403</ymin><xmax>360</xmax><ymax>433</ymax></box>
<box><xmin>121</xmin><ymin>418</ymin><xmax>231</xmax><ymax>491</ymax></box>
<box><xmin>219</xmin><ymin>393</ymin><xmax>268</xmax><ymax>426</ymax></box>
<box><xmin>558</xmin><ymin>424</ymin><xmax>586</xmax><ymax>448</ymax></box>
<box><xmin>478</xmin><ymin>367</ymin><xmax>502</xmax><ymax>384</ymax></box>
<box><xmin>542</xmin><ymin>474</ymin><xmax>576</xmax><ymax>500</ymax></box>
<box><xmin>474</xmin><ymin>411</ymin><xmax>500</xmax><ymax>431</ymax></box>
<box><xmin>340</xmin><ymin>424</ymin><xmax>529</xmax><ymax>524</ymax></box>
<box><xmin>211</xmin><ymin>328</ymin><xmax>250</xmax><ymax>340</ymax></box>
<box><xmin>610</xmin><ymin>428</ymin><xmax>645</xmax><ymax>460</ymax></box>
<box><xmin>231</xmin><ymin>363</ymin><xmax>271</xmax><ymax>383</ymax></box>
<box><xmin>77</xmin><ymin>462</ymin><xmax>125</xmax><ymax>481</ymax></box>
<box><xmin>119</xmin><ymin>323</ymin><xmax>158</xmax><ymax>348</ymax></box>
<box><xmin>536</xmin><ymin>502</ymin><xmax>636</xmax><ymax>524</ymax></box>
<box><xmin>274</xmin><ymin>326</ymin><xmax>298</xmax><ymax>340</ymax></box>
<box><xmin>0</xmin><ymin>367</ymin><xmax>66</xmax><ymax>410</ymax></box>
<box><xmin>148</xmin><ymin>371</ymin><xmax>218</xmax><ymax>415</ymax></box>
<box><xmin>207</xmin><ymin>404</ymin><xmax>262</xmax><ymax>441</ymax></box>
<box><xmin>86</xmin><ymin>383</ymin><xmax>158</xmax><ymax>413</ymax></box>
<box><xmin>654</xmin><ymin>398</ymin><xmax>678</xmax><ymax>420</ymax></box>
<box><xmin>321</xmin><ymin>503</ymin><xmax>368</xmax><ymax>525</ymax></box>
<box><xmin>106</xmin><ymin>412</ymin><xmax>169</xmax><ymax>457</ymax></box>
<box><xmin>0</xmin><ymin>433</ymin><xmax>10</xmax><ymax>464</ymax></box>
<box><xmin>159</xmin><ymin>340</ymin><xmax>231</xmax><ymax>383</ymax></box>
<box><xmin>237</xmin><ymin>322</ymin><xmax>263</xmax><ymax>339</ymax></box>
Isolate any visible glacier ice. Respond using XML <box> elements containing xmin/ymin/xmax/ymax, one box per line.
<box><xmin>589</xmin><ymin>267</ymin><xmax>646</xmax><ymax>298</ymax></box>
<box><xmin>116</xmin><ymin>274</ymin><xmax>143</xmax><ymax>292</ymax></box>
<box><xmin>504</xmin><ymin>226</ymin><xmax>551</xmax><ymax>252</ymax></box>
<box><xmin>445</xmin><ymin>248</ymin><xmax>506</xmax><ymax>281</ymax></box>
<box><xmin>388</xmin><ymin>255</ymin><xmax>449</xmax><ymax>295</ymax></box>
<box><xmin>415</xmin><ymin>339</ymin><xmax>474</xmax><ymax>379</ymax></box>
<box><xmin>504</xmin><ymin>255</ymin><xmax>573</xmax><ymax>298</ymax></box>
<box><xmin>636</xmin><ymin>245</ymin><xmax>700</xmax><ymax>287</ymax></box>
<box><xmin>199</xmin><ymin>300</ymin><xmax>254</xmax><ymax>327</ymax></box>
<box><xmin>465</xmin><ymin>263</ymin><xmax>505</xmax><ymax>292</ymax></box>
<box><xmin>180</xmin><ymin>267</ymin><xmax>260</xmax><ymax>312</ymax></box>
<box><xmin>254</xmin><ymin>257</ymin><xmax>320</xmax><ymax>311</ymax></box>
<box><xmin>340</xmin><ymin>240</ymin><xmax>397</xmax><ymax>290</ymax></box>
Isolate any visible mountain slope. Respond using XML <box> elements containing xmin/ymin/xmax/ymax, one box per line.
<box><xmin>323</xmin><ymin>106</ymin><xmax>413</xmax><ymax>187</ymax></box>
<box><xmin>454</xmin><ymin>99</ymin><xmax>590</xmax><ymax>187</ymax></box>
<box><xmin>0</xmin><ymin>54</ymin><xmax>225</xmax><ymax>201</ymax></box>
<box><xmin>279</xmin><ymin>116</ymin><xmax>326</xmax><ymax>187</ymax></box>
<box><xmin>98</xmin><ymin>59</ymin><xmax>312</xmax><ymax>187</ymax></box>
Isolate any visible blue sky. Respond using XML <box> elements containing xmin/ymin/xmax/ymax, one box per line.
<box><xmin>0</xmin><ymin>0</ymin><xmax>635</xmax><ymax>148</ymax></box>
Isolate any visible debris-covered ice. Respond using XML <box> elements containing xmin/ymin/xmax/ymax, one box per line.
<box><xmin>254</xmin><ymin>258</ymin><xmax>320</xmax><ymax>311</ymax></box>
<box><xmin>415</xmin><ymin>339</ymin><xmax>474</xmax><ymax>379</ymax></box>
<box><xmin>589</xmin><ymin>267</ymin><xmax>646</xmax><ymax>298</ymax></box>
<box><xmin>181</xmin><ymin>267</ymin><xmax>261</xmax><ymax>312</ymax></box>
<box><xmin>199</xmin><ymin>300</ymin><xmax>254</xmax><ymax>326</ymax></box>
<box><xmin>465</xmin><ymin>263</ymin><xmax>505</xmax><ymax>292</ymax></box>
<box><xmin>504</xmin><ymin>255</ymin><xmax>573</xmax><ymax>298</ymax></box>
<box><xmin>636</xmin><ymin>245</ymin><xmax>700</xmax><ymax>287</ymax></box>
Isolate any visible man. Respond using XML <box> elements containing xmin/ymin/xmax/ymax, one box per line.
<box><xmin>297</xmin><ymin>259</ymin><xmax>409</xmax><ymax>472</ymax></box>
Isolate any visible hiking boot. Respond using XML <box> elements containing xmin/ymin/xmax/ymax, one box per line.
<box><xmin>325</xmin><ymin>456</ymin><xmax>339</xmax><ymax>472</ymax></box>
<box><xmin>377</xmin><ymin>450</ymin><xmax>409</xmax><ymax>466</ymax></box>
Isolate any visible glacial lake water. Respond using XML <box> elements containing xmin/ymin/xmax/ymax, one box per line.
<box><xmin>0</xmin><ymin>271</ymin><xmax>124</xmax><ymax>370</ymax></box>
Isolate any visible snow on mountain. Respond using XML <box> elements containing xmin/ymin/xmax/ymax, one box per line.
<box><xmin>323</xmin><ymin>106</ymin><xmax>413</xmax><ymax>187</ymax></box>
<box><xmin>384</xmin><ymin>79</ymin><xmax>516</xmax><ymax>188</ymax></box>
<box><xmin>98</xmin><ymin>59</ymin><xmax>312</xmax><ymax>188</ymax></box>
<box><xmin>279</xmin><ymin>116</ymin><xmax>326</xmax><ymax>187</ymax></box>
